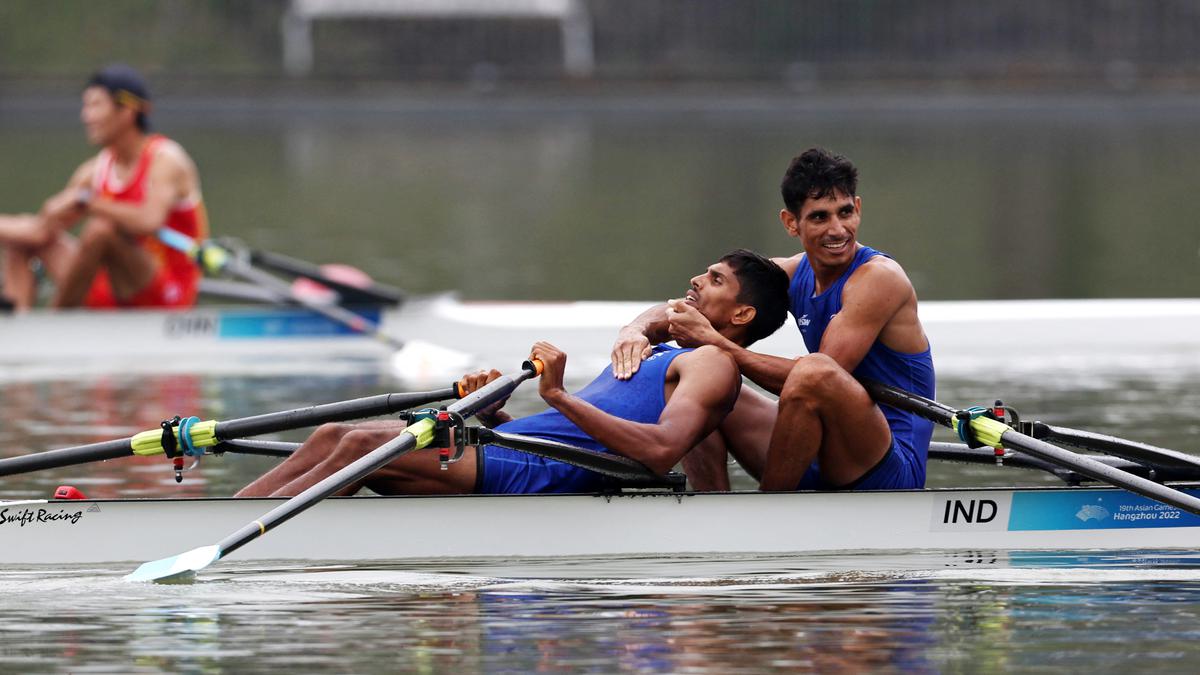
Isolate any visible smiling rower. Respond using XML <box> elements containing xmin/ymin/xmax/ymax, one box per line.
<box><xmin>613</xmin><ymin>148</ymin><xmax>937</xmax><ymax>492</ymax></box>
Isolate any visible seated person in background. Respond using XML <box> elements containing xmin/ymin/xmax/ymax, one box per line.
<box><xmin>0</xmin><ymin>63</ymin><xmax>207</xmax><ymax>311</ymax></box>
<box><xmin>236</xmin><ymin>249</ymin><xmax>790</xmax><ymax>497</ymax></box>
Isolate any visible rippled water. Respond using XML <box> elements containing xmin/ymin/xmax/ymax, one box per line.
<box><xmin>5</xmin><ymin>552</ymin><xmax>1200</xmax><ymax>673</ymax></box>
<box><xmin>2</xmin><ymin>363</ymin><xmax>1199</xmax><ymax>671</ymax></box>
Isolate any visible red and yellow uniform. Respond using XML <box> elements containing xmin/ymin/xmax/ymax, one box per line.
<box><xmin>84</xmin><ymin>134</ymin><xmax>208</xmax><ymax>309</ymax></box>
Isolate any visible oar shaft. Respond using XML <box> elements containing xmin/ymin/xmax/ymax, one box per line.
<box><xmin>998</xmin><ymin>429</ymin><xmax>1200</xmax><ymax>516</ymax></box>
<box><xmin>218</xmin><ymin>431</ymin><xmax>420</xmax><ymax>558</ymax></box>
<box><xmin>0</xmin><ymin>439</ymin><xmax>134</xmax><ymax>477</ymax></box>
<box><xmin>1035</xmin><ymin>423</ymin><xmax>1200</xmax><ymax>471</ymax></box>
<box><xmin>862</xmin><ymin>378</ymin><xmax>1200</xmax><ymax>517</ymax></box>
<box><xmin>214</xmin><ymin>439</ymin><xmax>300</xmax><ymax>458</ymax></box>
<box><xmin>214</xmin><ymin>389</ymin><xmax>455</xmax><ymax>440</ymax></box>
<box><xmin>0</xmin><ymin>388</ymin><xmax>455</xmax><ymax>478</ymax></box>
<box><xmin>228</xmin><ymin>258</ymin><xmax>404</xmax><ymax>349</ymax></box>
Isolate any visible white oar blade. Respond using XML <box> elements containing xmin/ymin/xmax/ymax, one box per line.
<box><xmin>390</xmin><ymin>339</ymin><xmax>475</xmax><ymax>385</ymax></box>
<box><xmin>124</xmin><ymin>545</ymin><xmax>220</xmax><ymax>584</ymax></box>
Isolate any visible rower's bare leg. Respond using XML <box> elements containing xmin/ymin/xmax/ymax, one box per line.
<box><xmin>716</xmin><ymin>387</ymin><xmax>778</xmax><ymax>482</ymax></box>
<box><xmin>52</xmin><ymin>217</ymin><xmax>156</xmax><ymax>308</ymax></box>
<box><xmin>235</xmin><ymin>421</ymin><xmax>404</xmax><ymax>497</ymax></box>
<box><xmin>269</xmin><ymin>425</ymin><xmax>477</xmax><ymax>497</ymax></box>
<box><xmin>685</xmin><ymin>388</ymin><xmax>778</xmax><ymax>490</ymax></box>
<box><xmin>683</xmin><ymin>432</ymin><xmax>731</xmax><ymax>491</ymax></box>
<box><xmin>1</xmin><ymin>219</ymin><xmax>78</xmax><ymax>310</ymax></box>
<box><xmin>2</xmin><ymin>246</ymin><xmax>35</xmax><ymax>309</ymax></box>
<box><xmin>760</xmin><ymin>354</ymin><xmax>892</xmax><ymax>490</ymax></box>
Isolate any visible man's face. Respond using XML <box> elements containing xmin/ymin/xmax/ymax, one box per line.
<box><xmin>80</xmin><ymin>86</ymin><xmax>132</xmax><ymax>146</ymax></box>
<box><xmin>782</xmin><ymin>191</ymin><xmax>862</xmax><ymax>270</ymax></box>
<box><xmin>684</xmin><ymin>260</ymin><xmax>746</xmax><ymax>338</ymax></box>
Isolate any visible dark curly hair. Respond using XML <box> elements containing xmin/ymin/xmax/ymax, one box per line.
<box><xmin>780</xmin><ymin>148</ymin><xmax>858</xmax><ymax>215</ymax></box>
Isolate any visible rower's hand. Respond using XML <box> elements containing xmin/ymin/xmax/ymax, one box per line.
<box><xmin>611</xmin><ymin>326</ymin><xmax>652</xmax><ymax>381</ymax></box>
<box><xmin>41</xmin><ymin>188</ymin><xmax>88</xmax><ymax>228</ymax></box>
<box><xmin>666</xmin><ymin>298</ymin><xmax>722</xmax><ymax>347</ymax></box>
<box><xmin>530</xmin><ymin>341</ymin><xmax>568</xmax><ymax>403</ymax></box>
<box><xmin>458</xmin><ymin>369</ymin><xmax>507</xmax><ymax>417</ymax></box>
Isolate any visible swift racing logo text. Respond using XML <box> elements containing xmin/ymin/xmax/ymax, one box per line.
<box><xmin>0</xmin><ymin>507</ymin><xmax>84</xmax><ymax>527</ymax></box>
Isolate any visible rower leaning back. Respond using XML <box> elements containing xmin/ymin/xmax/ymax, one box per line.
<box><xmin>236</xmin><ymin>249</ymin><xmax>790</xmax><ymax>498</ymax></box>
<box><xmin>0</xmin><ymin>63</ymin><xmax>207</xmax><ymax>311</ymax></box>
<box><xmin>613</xmin><ymin>147</ymin><xmax>936</xmax><ymax>492</ymax></box>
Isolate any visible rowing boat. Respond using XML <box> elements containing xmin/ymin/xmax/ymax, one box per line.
<box><xmin>4</xmin><ymin>296</ymin><xmax>1200</xmax><ymax>382</ymax></box>
<box><xmin>4</xmin><ymin>481</ymin><xmax>1200</xmax><ymax>566</ymax></box>
<box><xmin>0</xmin><ymin>349</ymin><xmax>1196</xmax><ymax>576</ymax></box>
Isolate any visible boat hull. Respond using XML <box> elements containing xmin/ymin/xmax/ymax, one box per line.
<box><xmin>3</xmin><ymin>486</ymin><xmax>1198</xmax><ymax>565</ymax></box>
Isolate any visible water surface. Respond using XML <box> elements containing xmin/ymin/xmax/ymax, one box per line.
<box><xmin>2</xmin><ymin>93</ymin><xmax>1199</xmax><ymax>671</ymax></box>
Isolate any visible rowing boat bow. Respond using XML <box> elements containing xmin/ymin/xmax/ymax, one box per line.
<box><xmin>124</xmin><ymin>358</ymin><xmax>543</xmax><ymax>583</ymax></box>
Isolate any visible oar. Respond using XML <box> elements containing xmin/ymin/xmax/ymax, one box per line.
<box><xmin>1023</xmin><ymin>422</ymin><xmax>1200</xmax><ymax>471</ymax></box>
<box><xmin>158</xmin><ymin>231</ymin><xmax>474</xmax><ymax>380</ymax></box>
<box><xmin>0</xmin><ymin>388</ymin><xmax>457</xmax><ymax>478</ymax></box>
<box><xmin>124</xmin><ymin>358</ymin><xmax>543</xmax><ymax>583</ymax></box>
<box><xmin>246</xmin><ymin>247</ymin><xmax>403</xmax><ymax>306</ymax></box>
<box><xmin>861</xmin><ymin>379</ymin><xmax>1200</xmax><ymax>517</ymax></box>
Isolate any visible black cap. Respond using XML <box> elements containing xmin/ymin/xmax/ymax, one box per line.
<box><xmin>86</xmin><ymin>63</ymin><xmax>151</xmax><ymax>130</ymax></box>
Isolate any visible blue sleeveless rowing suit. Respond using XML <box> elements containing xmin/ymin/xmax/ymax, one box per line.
<box><xmin>477</xmin><ymin>344</ymin><xmax>691</xmax><ymax>494</ymax></box>
<box><xmin>790</xmin><ymin>245</ymin><xmax>936</xmax><ymax>489</ymax></box>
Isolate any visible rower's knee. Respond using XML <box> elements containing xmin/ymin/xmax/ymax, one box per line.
<box><xmin>335</xmin><ymin>427</ymin><xmax>392</xmax><ymax>459</ymax></box>
<box><xmin>2</xmin><ymin>215</ymin><xmax>52</xmax><ymax>250</ymax></box>
<box><xmin>78</xmin><ymin>218</ymin><xmax>120</xmax><ymax>247</ymax></box>
<box><xmin>779</xmin><ymin>354</ymin><xmax>843</xmax><ymax>406</ymax></box>
<box><xmin>307</xmin><ymin>422</ymin><xmax>358</xmax><ymax>449</ymax></box>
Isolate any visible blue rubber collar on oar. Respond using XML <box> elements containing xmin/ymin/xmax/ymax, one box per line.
<box><xmin>956</xmin><ymin>406</ymin><xmax>992</xmax><ymax>448</ymax></box>
<box><xmin>178</xmin><ymin>416</ymin><xmax>203</xmax><ymax>457</ymax></box>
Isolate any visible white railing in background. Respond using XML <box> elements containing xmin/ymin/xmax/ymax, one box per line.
<box><xmin>282</xmin><ymin>0</ymin><xmax>594</xmax><ymax>78</ymax></box>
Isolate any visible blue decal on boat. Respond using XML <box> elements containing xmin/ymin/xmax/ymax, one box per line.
<box><xmin>217</xmin><ymin>308</ymin><xmax>383</xmax><ymax>339</ymax></box>
<box><xmin>1009</xmin><ymin>489</ymin><xmax>1200</xmax><ymax>531</ymax></box>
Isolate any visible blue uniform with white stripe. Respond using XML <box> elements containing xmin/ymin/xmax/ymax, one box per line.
<box><xmin>478</xmin><ymin>344</ymin><xmax>691</xmax><ymax>494</ymax></box>
<box><xmin>789</xmin><ymin>245</ymin><xmax>936</xmax><ymax>489</ymax></box>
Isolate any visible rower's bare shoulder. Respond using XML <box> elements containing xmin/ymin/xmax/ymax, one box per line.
<box><xmin>149</xmin><ymin>139</ymin><xmax>201</xmax><ymax>195</ymax></box>
<box><xmin>677</xmin><ymin>345</ymin><xmax>738</xmax><ymax>379</ymax></box>
<box><xmin>772</xmin><ymin>253</ymin><xmax>804</xmax><ymax>278</ymax></box>
<box><xmin>841</xmin><ymin>257</ymin><xmax>916</xmax><ymax>319</ymax></box>
<box><xmin>851</xmin><ymin>255</ymin><xmax>915</xmax><ymax>292</ymax></box>
<box><xmin>673</xmin><ymin>346</ymin><xmax>740</xmax><ymax>404</ymax></box>
<box><xmin>67</xmin><ymin>156</ymin><xmax>101</xmax><ymax>186</ymax></box>
<box><xmin>152</xmin><ymin>138</ymin><xmax>199</xmax><ymax>176</ymax></box>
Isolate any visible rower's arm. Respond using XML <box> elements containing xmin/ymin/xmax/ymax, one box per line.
<box><xmin>611</xmin><ymin>303</ymin><xmax>672</xmax><ymax>380</ymax></box>
<box><xmin>716</xmin><ymin>344</ymin><xmax>798</xmax><ymax>396</ymax></box>
<box><xmin>83</xmin><ymin>143</ymin><xmax>194</xmax><ymax>237</ymax></box>
<box><xmin>539</xmin><ymin>345</ymin><xmax>739</xmax><ymax>475</ymax></box>
<box><xmin>817</xmin><ymin>259</ymin><xmax>914</xmax><ymax>373</ymax></box>
<box><xmin>38</xmin><ymin>160</ymin><xmax>96</xmax><ymax>235</ymax></box>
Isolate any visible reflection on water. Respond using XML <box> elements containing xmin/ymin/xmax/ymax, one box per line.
<box><xmin>3</xmin><ymin>368</ymin><xmax>1200</xmax><ymax>670</ymax></box>
<box><xmin>5</xmin><ymin>551</ymin><xmax>1200</xmax><ymax>672</ymax></box>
